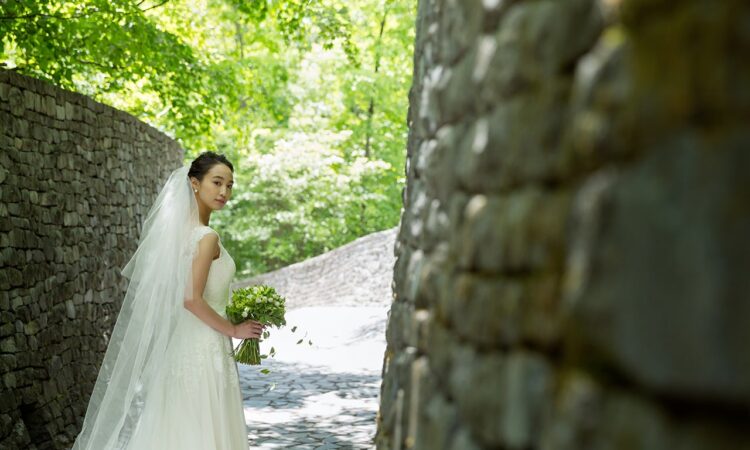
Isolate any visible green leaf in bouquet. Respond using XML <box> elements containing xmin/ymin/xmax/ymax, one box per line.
<box><xmin>260</xmin><ymin>368</ymin><xmax>270</xmax><ymax>375</ymax></box>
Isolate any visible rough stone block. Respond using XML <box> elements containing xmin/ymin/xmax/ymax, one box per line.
<box><xmin>22</xmin><ymin>91</ymin><xmax>36</xmax><ymax>111</ymax></box>
<box><xmin>0</xmin><ymin>337</ymin><xmax>16</xmax><ymax>353</ymax></box>
<box><xmin>564</xmin><ymin>131</ymin><xmax>750</xmax><ymax>404</ymax></box>
<box><xmin>477</xmin><ymin>0</ymin><xmax>603</xmax><ymax>102</ymax></box>
<box><xmin>8</xmin><ymin>87</ymin><xmax>24</xmax><ymax>117</ymax></box>
<box><xmin>449</xmin><ymin>273</ymin><xmax>523</xmax><ymax>346</ymax></box>
<box><xmin>385</xmin><ymin>300</ymin><xmax>414</xmax><ymax>351</ymax></box>
<box><xmin>455</xmin><ymin>79</ymin><xmax>573</xmax><ymax>191</ymax></box>
<box><xmin>413</xmin><ymin>390</ymin><xmax>458</xmax><ymax>450</ymax></box>
<box><xmin>540</xmin><ymin>370</ymin><xmax>750</xmax><ymax>450</ymax></box>
<box><xmin>418</xmin><ymin>124</ymin><xmax>465</xmax><ymax>205</ymax></box>
<box><xmin>454</xmin><ymin>187</ymin><xmax>571</xmax><ymax>274</ymax></box>
<box><xmin>449</xmin><ymin>348</ymin><xmax>553</xmax><ymax>448</ymax></box>
<box><xmin>436</xmin><ymin>0</ymin><xmax>483</xmax><ymax>65</ymax></box>
<box><xmin>563</xmin><ymin>31</ymin><xmax>634</xmax><ymax>173</ymax></box>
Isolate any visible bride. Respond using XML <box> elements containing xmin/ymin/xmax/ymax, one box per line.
<box><xmin>71</xmin><ymin>152</ymin><xmax>264</xmax><ymax>449</ymax></box>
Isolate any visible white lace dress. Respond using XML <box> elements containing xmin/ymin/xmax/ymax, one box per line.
<box><xmin>125</xmin><ymin>225</ymin><xmax>249</xmax><ymax>450</ymax></box>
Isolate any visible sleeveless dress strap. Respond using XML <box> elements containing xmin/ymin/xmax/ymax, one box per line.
<box><xmin>189</xmin><ymin>226</ymin><xmax>219</xmax><ymax>261</ymax></box>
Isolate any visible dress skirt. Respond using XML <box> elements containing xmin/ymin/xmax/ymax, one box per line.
<box><xmin>125</xmin><ymin>309</ymin><xmax>249</xmax><ymax>450</ymax></box>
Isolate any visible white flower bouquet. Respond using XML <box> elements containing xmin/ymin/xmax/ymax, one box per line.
<box><xmin>226</xmin><ymin>285</ymin><xmax>286</xmax><ymax>365</ymax></box>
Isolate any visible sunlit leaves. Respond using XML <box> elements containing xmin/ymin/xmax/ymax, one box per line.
<box><xmin>0</xmin><ymin>0</ymin><xmax>218</xmax><ymax>146</ymax></box>
<box><xmin>1</xmin><ymin>0</ymin><xmax>415</xmax><ymax>277</ymax></box>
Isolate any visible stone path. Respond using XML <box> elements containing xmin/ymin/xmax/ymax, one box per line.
<box><xmin>234</xmin><ymin>306</ymin><xmax>389</xmax><ymax>449</ymax></box>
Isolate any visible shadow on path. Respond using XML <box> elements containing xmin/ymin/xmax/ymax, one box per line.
<box><xmin>237</xmin><ymin>306</ymin><xmax>388</xmax><ymax>449</ymax></box>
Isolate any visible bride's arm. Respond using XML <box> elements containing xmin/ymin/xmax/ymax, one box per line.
<box><xmin>183</xmin><ymin>232</ymin><xmax>236</xmax><ymax>337</ymax></box>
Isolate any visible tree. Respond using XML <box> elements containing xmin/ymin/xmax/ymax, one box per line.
<box><xmin>1</xmin><ymin>0</ymin><xmax>415</xmax><ymax>276</ymax></box>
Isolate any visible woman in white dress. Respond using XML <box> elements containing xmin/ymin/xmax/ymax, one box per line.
<box><xmin>71</xmin><ymin>152</ymin><xmax>263</xmax><ymax>450</ymax></box>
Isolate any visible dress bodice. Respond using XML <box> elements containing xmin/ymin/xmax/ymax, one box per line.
<box><xmin>191</xmin><ymin>226</ymin><xmax>236</xmax><ymax>317</ymax></box>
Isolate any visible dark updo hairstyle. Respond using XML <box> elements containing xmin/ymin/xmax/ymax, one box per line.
<box><xmin>188</xmin><ymin>151</ymin><xmax>234</xmax><ymax>182</ymax></box>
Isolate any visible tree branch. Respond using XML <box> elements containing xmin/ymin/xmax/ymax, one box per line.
<box><xmin>1</xmin><ymin>1</ymin><xmax>171</xmax><ymax>21</ymax></box>
<box><xmin>73</xmin><ymin>58</ymin><xmax>125</xmax><ymax>71</ymax></box>
<box><xmin>364</xmin><ymin>1</ymin><xmax>391</xmax><ymax>158</ymax></box>
<box><xmin>0</xmin><ymin>12</ymin><xmax>84</xmax><ymax>21</ymax></box>
<box><xmin>140</xmin><ymin>0</ymin><xmax>171</xmax><ymax>12</ymax></box>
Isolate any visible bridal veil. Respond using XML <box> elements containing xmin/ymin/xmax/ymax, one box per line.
<box><xmin>71</xmin><ymin>164</ymin><xmax>204</xmax><ymax>449</ymax></box>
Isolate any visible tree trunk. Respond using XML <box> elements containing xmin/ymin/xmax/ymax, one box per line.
<box><xmin>364</xmin><ymin>1</ymin><xmax>390</xmax><ymax>159</ymax></box>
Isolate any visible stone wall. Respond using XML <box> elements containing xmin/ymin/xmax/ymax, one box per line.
<box><xmin>0</xmin><ymin>70</ymin><xmax>183</xmax><ymax>449</ymax></box>
<box><xmin>234</xmin><ymin>227</ymin><xmax>398</xmax><ymax>309</ymax></box>
<box><xmin>376</xmin><ymin>1</ymin><xmax>750</xmax><ymax>449</ymax></box>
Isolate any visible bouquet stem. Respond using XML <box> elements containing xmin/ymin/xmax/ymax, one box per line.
<box><xmin>234</xmin><ymin>338</ymin><xmax>261</xmax><ymax>365</ymax></box>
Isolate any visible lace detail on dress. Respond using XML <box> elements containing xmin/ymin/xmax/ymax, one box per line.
<box><xmin>188</xmin><ymin>226</ymin><xmax>219</xmax><ymax>262</ymax></box>
<box><xmin>167</xmin><ymin>222</ymin><xmax>238</xmax><ymax>388</ymax></box>
<box><xmin>165</xmin><ymin>323</ymin><xmax>237</xmax><ymax>387</ymax></box>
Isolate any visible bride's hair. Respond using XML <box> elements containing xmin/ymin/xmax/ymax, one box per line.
<box><xmin>188</xmin><ymin>151</ymin><xmax>234</xmax><ymax>181</ymax></box>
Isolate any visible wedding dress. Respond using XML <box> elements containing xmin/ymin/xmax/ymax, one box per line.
<box><xmin>124</xmin><ymin>225</ymin><xmax>249</xmax><ymax>450</ymax></box>
<box><xmin>71</xmin><ymin>165</ymin><xmax>250</xmax><ymax>450</ymax></box>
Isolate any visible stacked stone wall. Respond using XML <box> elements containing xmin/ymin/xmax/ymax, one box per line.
<box><xmin>376</xmin><ymin>0</ymin><xmax>750</xmax><ymax>449</ymax></box>
<box><xmin>0</xmin><ymin>70</ymin><xmax>183</xmax><ymax>449</ymax></box>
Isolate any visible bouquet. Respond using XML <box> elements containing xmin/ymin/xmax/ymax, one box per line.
<box><xmin>226</xmin><ymin>284</ymin><xmax>286</xmax><ymax>365</ymax></box>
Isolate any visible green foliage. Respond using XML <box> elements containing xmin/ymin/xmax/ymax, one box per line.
<box><xmin>0</xmin><ymin>0</ymin><xmax>223</xmax><ymax>146</ymax></box>
<box><xmin>227</xmin><ymin>0</ymin><xmax>360</xmax><ymax>63</ymax></box>
<box><xmin>225</xmin><ymin>127</ymin><xmax>399</xmax><ymax>276</ymax></box>
<box><xmin>1</xmin><ymin>0</ymin><xmax>415</xmax><ymax>277</ymax></box>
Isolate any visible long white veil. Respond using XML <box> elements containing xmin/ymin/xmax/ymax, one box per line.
<box><xmin>71</xmin><ymin>164</ymin><xmax>202</xmax><ymax>449</ymax></box>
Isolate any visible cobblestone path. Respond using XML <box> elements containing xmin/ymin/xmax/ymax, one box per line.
<box><xmin>235</xmin><ymin>306</ymin><xmax>388</xmax><ymax>449</ymax></box>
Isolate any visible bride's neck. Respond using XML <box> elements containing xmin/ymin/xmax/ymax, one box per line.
<box><xmin>198</xmin><ymin>206</ymin><xmax>211</xmax><ymax>227</ymax></box>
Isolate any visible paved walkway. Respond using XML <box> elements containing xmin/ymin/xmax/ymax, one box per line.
<box><xmin>235</xmin><ymin>306</ymin><xmax>389</xmax><ymax>449</ymax></box>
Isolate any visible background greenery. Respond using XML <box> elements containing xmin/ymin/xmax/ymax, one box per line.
<box><xmin>0</xmin><ymin>0</ymin><xmax>415</xmax><ymax>276</ymax></box>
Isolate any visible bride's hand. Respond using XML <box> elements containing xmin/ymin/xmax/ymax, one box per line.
<box><xmin>232</xmin><ymin>320</ymin><xmax>265</xmax><ymax>339</ymax></box>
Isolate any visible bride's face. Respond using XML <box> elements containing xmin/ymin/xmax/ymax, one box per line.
<box><xmin>194</xmin><ymin>163</ymin><xmax>234</xmax><ymax>210</ymax></box>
